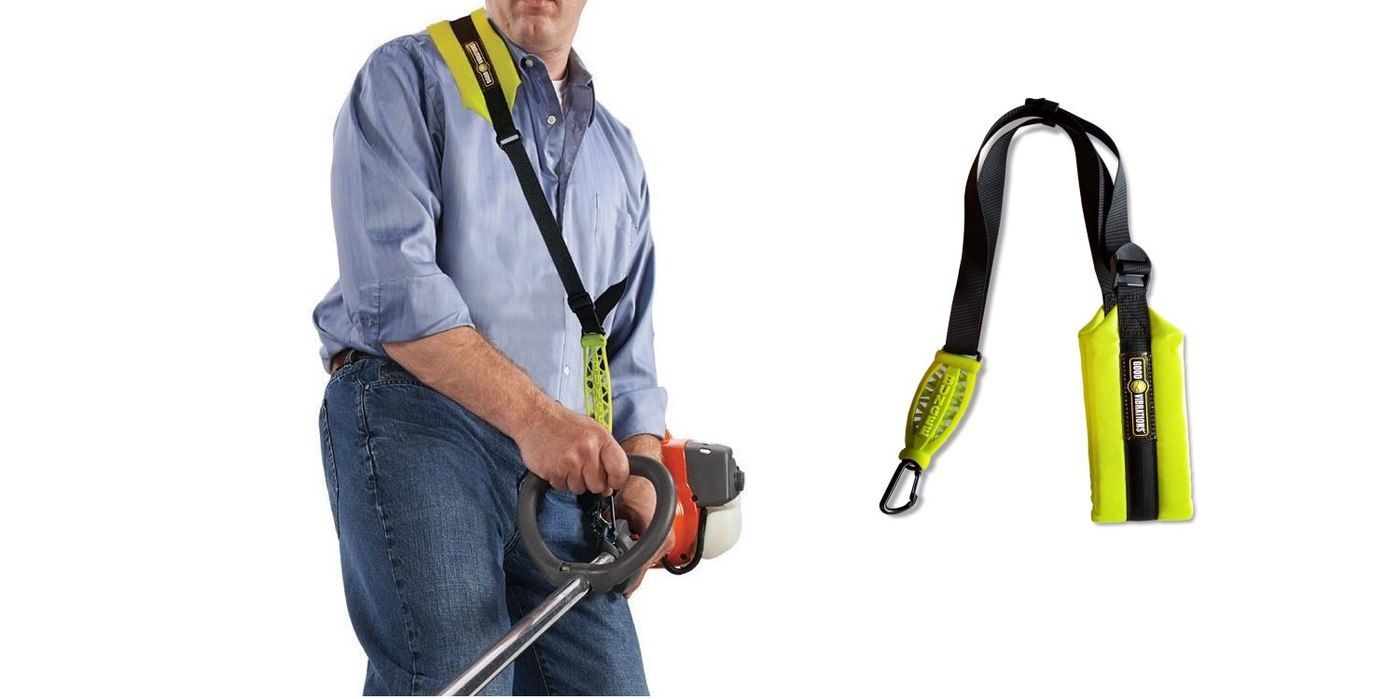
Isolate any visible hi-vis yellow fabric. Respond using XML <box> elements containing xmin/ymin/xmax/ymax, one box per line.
<box><xmin>1079</xmin><ymin>307</ymin><xmax>1193</xmax><ymax>523</ymax></box>
<box><xmin>427</xmin><ymin>9</ymin><xmax>521</xmax><ymax>123</ymax></box>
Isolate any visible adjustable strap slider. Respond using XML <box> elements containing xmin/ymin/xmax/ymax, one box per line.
<box><xmin>566</xmin><ymin>290</ymin><xmax>595</xmax><ymax>315</ymax></box>
<box><xmin>1112</xmin><ymin>242</ymin><xmax>1152</xmax><ymax>289</ymax></box>
<box><xmin>566</xmin><ymin>290</ymin><xmax>603</xmax><ymax>334</ymax></box>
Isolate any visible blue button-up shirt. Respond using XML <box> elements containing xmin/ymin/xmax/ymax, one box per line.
<box><xmin>313</xmin><ymin>32</ymin><xmax>666</xmax><ymax>440</ymax></box>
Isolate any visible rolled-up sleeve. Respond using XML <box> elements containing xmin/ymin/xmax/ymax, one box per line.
<box><xmin>607</xmin><ymin>178</ymin><xmax>668</xmax><ymax>440</ymax></box>
<box><xmin>330</xmin><ymin>40</ymin><xmax>473</xmax><ymax>352</ymax></box>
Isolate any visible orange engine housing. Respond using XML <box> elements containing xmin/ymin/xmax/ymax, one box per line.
<box><xmin>658</xmin><ymin>434</ymin><xmax>700</xmax><ymax>568</ymax></box>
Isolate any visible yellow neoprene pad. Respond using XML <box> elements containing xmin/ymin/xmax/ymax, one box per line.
<box><xmin>1079</xmin><ymin>307</ymin><xmax>1193</xmax><ymax>523</ymax></box>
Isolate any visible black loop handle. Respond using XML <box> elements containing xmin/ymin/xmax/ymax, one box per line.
<box><xmin>517</xmin><ymin>455</ymin><xmax>677</xmax><ymax>591</ymax></box>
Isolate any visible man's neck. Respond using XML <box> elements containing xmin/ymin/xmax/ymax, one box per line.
<box><xmin>533</xmin><ymin>46</ymin><xmax>571</xmax><ymax>81</ymax></box>
<box><xmin>485</xmin><ymin>8</ymin><xmax>577</xmax><ymax>80</ymax></box>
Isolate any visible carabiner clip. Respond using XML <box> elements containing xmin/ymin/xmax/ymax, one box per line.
<box><xmin>879</xmin><ymin>460</ymin><xmax>924</xmax><ymax>515</ymax></box>
<box><xmin>590</xmin><ymin>493</ymin><xmax>621</xmax><ymax>549</ymax></box>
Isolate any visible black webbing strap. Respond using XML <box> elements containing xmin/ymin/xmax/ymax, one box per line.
<box><xmin>942</xmin><ymin>99</ymin><xmax>1159</xmax><ymax>520</ymax></box>
<box><xmin>447</xmin><ymin>17</ymin><xmax>608</xmax><ymax>335</ymax></box>
<box><xmin>1112</xmin><ymin>241</ymin><xmax>1156</xmax><ymax>520</ymax></box>
<box><xmin>944</xmin><ymin>99</ymin><xmax>1123</xmax><ymax>355</ymax></box>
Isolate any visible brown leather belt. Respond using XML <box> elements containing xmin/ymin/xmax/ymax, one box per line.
<box><xmin>330</xmin><ymin>349</ymin><xmax>376</xmax><ymax>374</ymax></box>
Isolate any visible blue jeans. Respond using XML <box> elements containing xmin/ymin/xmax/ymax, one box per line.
<box><xmin>318</xmin><ymin>356</ymin><xmax>648</xmax><ymax>695</ymax></box>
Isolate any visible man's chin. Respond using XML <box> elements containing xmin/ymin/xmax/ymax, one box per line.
<box><xmin>513</xmin><ymin>21</ymin><xmax>559</xmax><ymax>45</ymax></box>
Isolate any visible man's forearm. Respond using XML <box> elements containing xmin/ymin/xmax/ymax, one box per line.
<box><xmin>386</xmin><ymin>327</ymin><xmax>640</xmax><ymax>497</ymax></box>
<box><xmin>384</xmin><ymin>326</ymin><xmax>550</xmax><ymax>441</ymax></box>
<box><xmin>620</xmin><ymin>434</ymin><xmax>662</xmax><ymax>462</ymax></box>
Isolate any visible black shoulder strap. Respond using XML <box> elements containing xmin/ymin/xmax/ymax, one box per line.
<box><xmin>941</xmin><ymin>99</ymin><xmax>1159</xmax><ymax>519</ymax></box>
<box><xmin>943</xmin><ymin>99</ymin><xmax>1144</xmax><ymax>356</ymax></box>
<box><xmin>444</xmin><ymin>16</ymin><xmax>616</xmax><ymax>336</ymax></box>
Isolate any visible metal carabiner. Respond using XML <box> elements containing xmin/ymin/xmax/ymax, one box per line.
<box><xmin>589</xmin><ymin>493</ymin><xmax>622</xmax><ymax>552</ymax></box>
<box><xmin>879</xmin><ymin>460</ymin><xmax>924</xmax><ymax>515</ymax></box>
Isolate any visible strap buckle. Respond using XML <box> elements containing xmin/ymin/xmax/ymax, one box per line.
<box><xmin>1112</xmin><ymin>242</ymin><xmax>1152</xmax><ymax>289</ymax></box>
<box><xmin>568</xmin><ymin>291</ymin><xmax>603</xmax><ymax>333</ymax></box>
<box><xmin>566</xmin><ymin>291</ymin><xmax>595</xmax><ymax>315</ymax></box>
<box><xmin>497</xmin><ymin>130</ymin><xmax>521</xmax><ymax>146</ymax></box>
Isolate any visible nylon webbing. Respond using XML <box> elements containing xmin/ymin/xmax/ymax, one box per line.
<box><xmin>447</xmin><ymin>17</ymin><xmax>606</xmax><ymax>335</ymax></box>
<box><xmin>940</xmin><ymin>99</ymin><xmax>1159</xmax><ymax>520</ymax></box>
<box><xmin>1117</xmin><ymin>281</ymin><xmax>1157</xmax><ymax>519</ymax></box>
<box><xmin>944</xmin><ymin>102</ymin><xmax>1126</xmax><ymax>355</ymax></box>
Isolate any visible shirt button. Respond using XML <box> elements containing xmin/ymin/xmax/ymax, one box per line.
<box><xmin>563</xmin><ymin>365</ymin><xmax>571</xmax><ymax>377</ymax></box>
<box><xmin>524</xmin><ymin>58</ymin><xmax>535</xmax><ymax>68</ymax></box>
<box><xmin>547</xmin><ymin>115</ymin><xmax>558</xmax><ymax>125</ymax></box>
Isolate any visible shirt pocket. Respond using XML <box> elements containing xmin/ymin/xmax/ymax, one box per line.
<box><xmin>589</xmin><ymin>192</ymin><xmax>639</xmax><ymax>286</ymax></box>
<box><xmin>591</xmin><ymin>192</ymin><xmax>638</xmax><ymax>243</ymax></box>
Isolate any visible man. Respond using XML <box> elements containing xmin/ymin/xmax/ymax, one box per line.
<box><xmin>312</xmin><ymin>1</ymin><xmax>671</xmax><ymax>694</ymax></box>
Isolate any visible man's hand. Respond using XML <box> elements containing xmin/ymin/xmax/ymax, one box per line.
<box><xmin>383</xmin><ymin>328</ymin><xmax>629</xmax><ymax>496</ymax></box>
<box><xmin>616</xmin><ymin>435</ymin><xmax>676</xmax><ymax>597</ymax></box>
<box><xmin>516</xmin><ymin>402</ymin><xmax>629</xmax><ymax>494</ymax></box>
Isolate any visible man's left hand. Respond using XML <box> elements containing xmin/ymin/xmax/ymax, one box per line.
<box><xmin>616</xmin><ymin>435</ymin><xmax>675</xmax><ymax>597</ymax></box>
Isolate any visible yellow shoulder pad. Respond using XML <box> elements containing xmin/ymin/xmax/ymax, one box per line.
<box><xmin>427</xmin><ymin>8</ymin><xmax>521</xmax><ymax>123</ymax></box>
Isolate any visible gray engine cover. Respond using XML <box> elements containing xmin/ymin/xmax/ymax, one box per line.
<box><xmin>684</xmin><ymin>442</ymin><xmax>744</xmax><ymax>508</ymax></box>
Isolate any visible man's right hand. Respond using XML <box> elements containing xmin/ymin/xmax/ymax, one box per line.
<box><xmin>383</xmin><ymin>328</ymin><xmax>630</xmax><ymax>495</ymax></box>
<box><xmin>516</xmin><ymin>401</ymin><xmax>630</xmax><ymax>495</ymax></box>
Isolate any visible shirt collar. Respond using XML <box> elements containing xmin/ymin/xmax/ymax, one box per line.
<box><xmin>497</xmin><ymin>30</ymin><xmax>596</xmax><ymax>126</ymax></box>
<box><xmin>543</xmin><ymin>49</ymin><xmax>593</xmax><ymax>89</ymax></box>
<box><xmin>491</xmin><ymin>22</ymin><xmax>594</xmax><ymax>88</ymax></box>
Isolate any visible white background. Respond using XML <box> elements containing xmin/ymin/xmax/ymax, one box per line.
<box><xmin>3</xmin><ymin>1</ymin><xmax>1397</xmax><ymax>696</ymax></box>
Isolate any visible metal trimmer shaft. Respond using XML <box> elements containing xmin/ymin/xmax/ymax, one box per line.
<box><xmin>437</xmin><ymin>553</ymin><xmax>614</xmax><ymax>696</ymax></box>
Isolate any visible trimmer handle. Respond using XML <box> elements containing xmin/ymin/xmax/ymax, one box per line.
<box><xmin>517</xmin><ymin>455</ymin><xmax>676</xmax><ymax>591</ymax></box>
